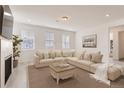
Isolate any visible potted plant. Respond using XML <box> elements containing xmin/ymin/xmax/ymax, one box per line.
<box><xmin>13</xmin><ymin>35</ymin><xmax>23</xmax><ymax>68</ymax></box>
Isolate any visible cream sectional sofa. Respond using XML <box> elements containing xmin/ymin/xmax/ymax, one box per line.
<box><xmin>34</xmin><ymin>50</ymin><xmax>75</xmax><ymax>68</ymax></box>
<box><xmin>34</xmin><ymin>50</ymin><xmax>121</xmax><ymax>81</ymax></box>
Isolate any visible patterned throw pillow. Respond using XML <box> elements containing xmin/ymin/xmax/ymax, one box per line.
<box><xmin>83</xmin><ymin>53</ymin><xmax>92</xmax><ymax>61</ymax></box>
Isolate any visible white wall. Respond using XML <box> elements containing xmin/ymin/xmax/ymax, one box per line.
<box><xmin>76</xmin><ymin>18</ymin><xmax>124</xmax><ymax>62</ymax></box>
<box><xmin>110</xmin><ymin>26</ymin><xmax>124</xmax><ymax>60</ymax></box>
<box><xmin>119</xmin><ymin>31</ymin><xmax>124</xmax><ymax>59</ymax></box>
<box><xmin>113</xmin><ymin>30</ymin><xmax>119</xmax><ymax>60</ymax></box>
<box><xmin>76</xmin><ymin>24</ymin><xmax>109</xmax><ymax>62</ymax></box>
<box><xmin>13</xmin><ymin>18</ymin><xmax>124</xmax><ymax>63</ymax></box>
<box><xmin>13</xmin><ymin>22</ymin><xmax>76</xmax><ymax>63</ymax></box>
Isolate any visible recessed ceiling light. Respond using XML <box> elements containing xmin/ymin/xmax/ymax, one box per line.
<box><xmin>105</xmin><ymin>14</ymin><xmax>110</xmax><ymax>17</ymax></box>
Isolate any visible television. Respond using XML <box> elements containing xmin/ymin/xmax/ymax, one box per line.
<box><xmin>0</xmin><ymin>5</ymin><xmax>13</xmax><ymax>39</ymax></box>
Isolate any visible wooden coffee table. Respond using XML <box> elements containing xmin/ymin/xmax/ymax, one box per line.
<box><xmin>49</xmin><ymin>62</ymin><xmax>76</xmax><ymax>84</ymax></box>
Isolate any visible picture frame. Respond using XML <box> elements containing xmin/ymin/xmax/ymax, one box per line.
<box><xmin>82</xmin><ymin>34</ymin><xmax>97</xmax><ymax>48</ymax></box>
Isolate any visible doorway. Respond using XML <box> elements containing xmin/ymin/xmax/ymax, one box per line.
<box><xmin>109</xmin><ymin>25</ymin><xmax>124</xmax><ymax>61</ymax></box>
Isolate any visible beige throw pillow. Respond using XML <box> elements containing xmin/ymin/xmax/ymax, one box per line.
<box><xmin>91</xmin><ymin>53</ymin><xmax>103</xmax><ymax>63</ymax></box>
<box><xmin>49</xmin><ymin>51</ymin><xmax>55</xmax><ymax>59</ymax></box>
<box><xmin>55</xmin><ymin>51</ymin><xmax>62</xmax><ymax>57</ymax></box>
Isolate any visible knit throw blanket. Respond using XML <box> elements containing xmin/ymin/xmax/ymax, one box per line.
<box><xmin>90</xmin><ymin>62</ymin><xmax>124</xmax><ymax>86</ymax></box>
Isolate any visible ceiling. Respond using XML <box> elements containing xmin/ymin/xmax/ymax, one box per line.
<box><xmin>10</xmin><ymin>5</ymin><xmax>124</xmax><ymax>31</ymax></box>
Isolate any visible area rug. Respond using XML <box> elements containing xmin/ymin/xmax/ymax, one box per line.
<box><xmin>28</xmin><ymin>65</ymin><xmax>124</xmax><ymax>88</ymax></box>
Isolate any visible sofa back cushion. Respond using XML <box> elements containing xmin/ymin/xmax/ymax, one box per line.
<box><xmin>91</xmin><ymin>53</ymin><xmax>103</xmax><ymax>63</ymax></box>
<box><xmin>43</xmin><ymin>52</ymin><xmax>50</xmax><ymax>59</ymax></box>
<box><xmin>62</xmin><ymin>50</ymin><xmax>75</xmax><ymax>57</ymax></box>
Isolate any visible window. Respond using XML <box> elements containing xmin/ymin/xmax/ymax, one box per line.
<box><xmin>62</xmin><ymin>35</ymin><xmax>70</xmax><ymax>48</ymax></box>
<box><xmin>21</xmin><ymin>31</ymin><xmax>35</xmax><ymax>50</ymax></box>
<box><xmin>45</xmin><ymin>32</ymin><xmax>54</xmax><ymax>48</ymax></box>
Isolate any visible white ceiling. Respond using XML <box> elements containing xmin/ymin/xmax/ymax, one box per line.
<box><xmin>10</xmin><ymin>5</ymin><xmax>124</xmax><ymax>31</ymax></box>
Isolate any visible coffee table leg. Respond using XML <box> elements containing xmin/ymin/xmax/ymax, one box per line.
<box><xmin>57</xmin><ymin>78</ymin><xmax>59</xmax><ymax>85</ymax></box>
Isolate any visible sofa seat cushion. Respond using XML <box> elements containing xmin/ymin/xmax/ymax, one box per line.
<box><xmin>67</xmin><ymin>57</ymin><xmax>93</xmax><ymax>67</ymax></box>
<box><xmin>66</xmin><ymin>57</ymin><xmax>78</xmax><ymax>61</ymax></box>
<box><xmin>78</xmin><ymin>60</ymin><xmax>94</xmax><ymax>67</ymax></box>
<box><xmin>52</xmin><ymin>57</ymin><xmax>65</xmax><ymax>62</ymax></box>
<box><xmin>40</xmin><ymin>59</ymin><xmax>54</xmax><ymax>63</ymax></box>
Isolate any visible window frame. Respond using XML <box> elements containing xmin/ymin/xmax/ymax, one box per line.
<box><xmin>45</xmin><ymin>32</ymin><xmax>54</xmax><ymax>49</ymax></box>
<box><xmin>21</xmin><ymin>31</ymin><xmax>35</xmax><ymax>50</ymax></box>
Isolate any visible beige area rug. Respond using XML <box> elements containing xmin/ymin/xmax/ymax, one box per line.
<box><xmin>28</xmin><ymin>65</ymin><xmax>124</xmax><ymax>88</ymax></box>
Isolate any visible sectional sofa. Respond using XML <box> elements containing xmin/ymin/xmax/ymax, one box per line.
<box><xmin>34</xmin><ymin>50</ymin><xmax>121</xmax><ymax>81</ymax></box>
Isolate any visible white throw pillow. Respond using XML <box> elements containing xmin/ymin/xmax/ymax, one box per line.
<box><xmin>36</xmin><ymin>51</ymin><xmax>44</xmax><ymax>59</ymax></box>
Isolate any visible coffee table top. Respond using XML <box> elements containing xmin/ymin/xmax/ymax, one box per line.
<box><xmin>49</xmin><ymin>62</ymin><xmax>75</xmax><ymax>73</ymax></box>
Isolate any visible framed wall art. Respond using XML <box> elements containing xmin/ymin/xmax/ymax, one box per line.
<box><xmin>82</xmin><ymin>34</ymin><xmax>97</xmax><ymax>48</ymax></box>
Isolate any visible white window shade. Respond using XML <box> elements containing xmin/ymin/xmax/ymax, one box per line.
<box><xmin>21</xmin><ymin>31</ymin><xmax>35</xmax><ymax>50</ymax></box>
<box><xmin>45</xmin><ymin>32</ymin><xmax>54</xmax><ymax>48</ymax></box>
<box><xmin>62</xmin><ymin>35</ymin><xmax>70</xmax><ymax>49</ymax></box>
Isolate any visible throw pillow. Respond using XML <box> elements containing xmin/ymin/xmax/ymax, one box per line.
<box><xmin>83</xmin><ymin>53</ymin><xmax>92</xmax><ymax>61</ymax></box>
<box><xmin>91</xmin><ymin>53</ymin><xmax>103</xmax><ymax>63</ymax></box>
<box><xmin>36</xmin><ymin>51</ymin><xmax>44</xmax><ymax>59</ymax></box>
<box><xmin>49</xmin><ymin>51</ymin><xmax>55</xmax><ymax>59</ymax></box>
<box><xmin>55</xmin><ymin>51</ymin><xmax>62</xmax><ymax>57</ymax></box>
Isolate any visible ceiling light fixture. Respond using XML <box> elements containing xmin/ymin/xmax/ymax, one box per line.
<box><xmin>56</xmin><ymin>16</ymin><xmax>70</xmax><ymax>22</ymax></box>
<box><xmin>105</xmin><ymin>14</ymin><xmax>110</xmax><ymax>17</ymax></box>
<box><xmin>61</xmin><ymin>16</ymin><xmax>70</xmax><ymax>21</ymax></box>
